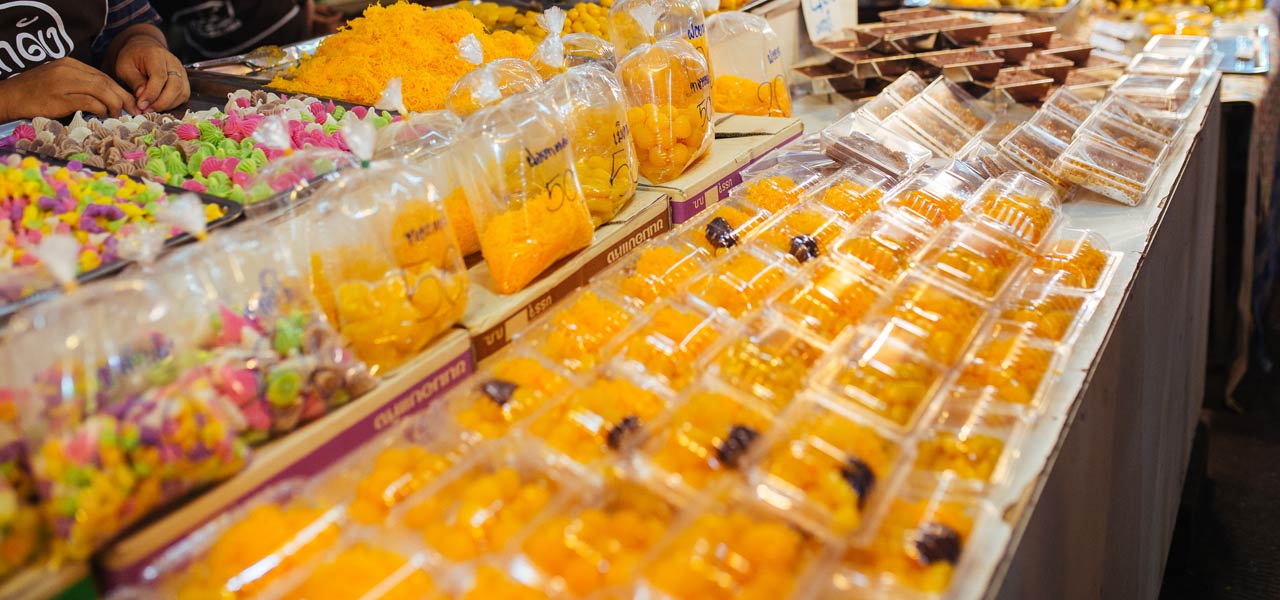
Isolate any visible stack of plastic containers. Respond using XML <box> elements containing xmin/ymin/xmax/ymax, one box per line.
<box><xmin>123</xmin><ymin>88</ymin><xmax>1134</xmax><ymax>600</ymax></box>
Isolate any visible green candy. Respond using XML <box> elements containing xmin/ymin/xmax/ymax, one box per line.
<box><xmin>266</xmin><ymin>369</ymin><xmax>303</xmax><ymax>407</ymax></box>
<box><xmin>147</xmin><ymin>359</ymin><xmax>179</xmax><ymax>386</ymax></box>
<box><xmin>226</xmin><ymin>186</ymin><xmax>246</xmax><ymax>204</ymax></box>
<box><xmin>64</xmin><ymin>467</ymin><xmax>91</xmax><ymax>488</ymax></box>
<box><xmin>56</xmin><ymin>496</ymin><xmax>78</xmax><ymax>517</ymax></box>
<box><xmin>249</xmin><ymin>148</ymin><xmax>268</xmax><ymax>168</ymax></box>
<box><xmin>219</xmin><ymin>138</ymin><xmax>239</xmax><ymax>155</ymax></box>
<box><xmin>121</xmin><ymin>428</ymin><xmax>140</xmax><ymax>451</ymax></box>
<box><xmin>105</xmin><ymin>219</ymin><xmax>125</xmax><ymax>232</ymax></box>
<box><xmin>322</xmin><ymin>121</ymin><xmax>342</xmax><ymax>136</ymax></box>
<box><xmin>197</xmin><ymin>121</ymin><xmax>224</xmax><ymax>143</ymax></box>
<box><xmin>164</xmin><ymin>152</ymin><xmax>187</xmax><ymax>176</ymax></box>
<box><xmin>145</xmin><ymin>156</ymin><xmax>167</xmax><ymax>177</ymax></box>
<box><xmin>273</xmin><ymin>314</ymin><xmax>305</xmax><ymax>354</ymax></box>
<box><xmin>332</xmin><ymin>105</ymin><xmax>346</xmax><ymax>121</ymax></box>
<box><xmin>67</xmin><ymin>152</ymin><xmax>89</xmax><ymax>163</ymax></box>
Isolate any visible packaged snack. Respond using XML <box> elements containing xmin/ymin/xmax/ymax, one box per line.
<box><xmin>820</xmin><ymin>113</ymin><xmax>933</xmax><ymax>175</ymax></box>
<box><xmin>461</xmin><ymin>566</ymin><xmax>551</xmax><ymax>600</ymax></box>
<box><xmin>754</xmin><ymin>201</ymin><xmax>853</xmax><ymax>265</ymax></box>
<box><xmin>302</xmin><ymin>123</ymin><xmax>469</xmax><ymax>373</ymax></box>
<box><xmin>282</xmin><ymin>538</ymin><xmax>440</xmax><ymax>600</ymax></box>
<box><xmin>1040</xmin><ymin>86</ymin><xmax>1096</xmax><ymax>126</ymax></box>
<box><xmin>1028</xmin><ymin>109</ymin><xmax>1077</xmax><ymax>145</ymax></box>
<box><xmin>1078</xmin><ymin>111</ymin><xmax>1170</xmax><ymax>163</ymax></box>
<box><xmin>686</xmin><ymin>243</ymin><xmax>797</xmax><ymax>317</ymax></box>
<box><xmin>998</xmin><ymin>123</ymin><xmax>1071</xmax><ymax>191</ymax></box>
<box><xmin>918</xmin><ymin>78</ymin><xmax>993</xmax><ymax>136</ymax></box>
<box><xmin>969</xmin><ymin>170</ymin><xmax>1062</xmax><ymax>250</ymax></box>
<box><xmin>915</xmin><ymin>223</ymin><xmax>1032</xmax><ymax>301</ymax></box>
<box><xmin>999</xmin><ymin>283</ymin><xmax>1097</xmax><ymax>344</ymax></box>
<box><xmin>608</xmin><ymin>0</ymin><xmax>712</xmax><ymax>74</ymax></box>
<box><xmin>545</xmin><ymin>63</ymin><xmax>639</xmax><ymax>225</ymax></box>
<box><xmin>564</xmin><ymin>32</ymin><xmax>619</xmax><ymax>70</ymax></box>
<box><xmin>821</xmin><ymin>325</ymin><xmax>949</xmax><ymax>429</ymax></box>
<box><xmin>771</xmin><ymin>256</ymin><xmax>887</xmax><ymax>343</ymax></box>
<box><xmin>609</xmin><ymin>293</ymin><xmax>734</xmax><ymax>388</ymax></box>
<box><xmin>447</xmin><ymin>34</ymin><xmax>544</xmax><ymax>118</ymax></box>
<box><xmin>3</xmin><ymin>279</ymin><xmax>250</xmax><ymax>561</ymax></box>
<box><xmin>956</xmin><ymin>322</ymin><xmax>1062</xmax><ymax>409</ymax></box>
<box><xmin>676</xmin><ymin>196</ymin><xmax>772</xmax><ymax>255</ymax></box>
<box><xmin>527</xmin><ymin>371</ymin><xmax>672</xmax><ymax>470</ymax></box>
<box><xmin>1093</xmin><ymin>95</ymin><xmax>1185</xmax><ymax>144</ymax></box>
<box><xmin>807</xmin><ymin>162</ymin><xmax>896</xmax><ymax>223</ymax></box>
<box><xmin>732</xmin><ymin>163</ymin><xmax>827</xmax><ymax>213</ymax></box>
<box><xmin>1109</xmin><ymin>73</ymin><xmax>1203</xmax><ymax>119</ymax></box>
<box><xmin>873</xmin><ymin>275</ymin><xmax>990</xmax><ymax>365</ymax></box>
<box><xmin>858</xmin><ymin>92</ymin><xmax>903</xmax><ymax>122</ymax></box>
<box><xmin>915</xmin><ymin>402</ymin><xmax>1027</xmax><ymax>485</ymax></box>
<box><xmin>753</xmin><ymin>392</ymin><xmax>905</xmax><ymax>535</ymax></box>
<box><xmin>882</xmin><ymin>100</ymin><xmax>972</xmax><ymax>158</ymax></box>
<box><xmin>160</xmin><ymin>225</ymin><xmax>377</xmax><ymax>443</ymax></box>
<box><xmin>614</xmin><ymin>4</ymin><xmax>714</xmax><ymax>182</ymax></box>
<box><xmin>445</xmin><ymin>350</ymin><xmax>576</xmax><ymax>442</ymax></box>
<box><xmin>831</xmin><ymin>212</ymin><xmax>934</xmax><ymax>283</ymax></box>
<box><xmin>1055</xmin><ymin>135</ymin><xmax>1160</xmax><ymax>206</ymax></box>
<box><xmin>516</xmin><ymin>287</ymin><xmax>639</xmax><ymax>373</ymax></box>
<box><xmin>958</xmin><ymin>140</ymin><xmax>1020</xmax><ymax>180</ymax></box>
<box><xmin>592</xmin><ymin>237</ymin><xmax>712</xmax><ymax>305</ymax></box>
<box><xmin>882</xmin><ymin>160</ymin><xmax>985</xmax><ymax>230</ymax></box>
<box><xmin>531</xmin><ymin>8</ymin><xmax>571</xmax><ymax>79</ymax></box>
<box><xmin>1028</xmin><ymin>229</ymin><xmax>1117</xmax><ymax>292</ymax></box>
<box><xmin>709</xmin><ymin>311</ymin><xmax>826</xmax><ymax>409</ymax></box>
<box><xmin>706</xmin><ymin>11</ymin><xmax>792</xmax><ymax>117</ymax></box>
<box><xmin>453</xmin><ymin>87</ymin><xmax>595</xmax><ymax>293</ymax></box>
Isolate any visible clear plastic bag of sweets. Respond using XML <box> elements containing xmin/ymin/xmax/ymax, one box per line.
<box><xmin>446</xmin><ymin>34</ymin><xmax>544</xmax><ymax>118</ymax></box>
<box><xmin>707</xmin><ymin>11</ymin><xmax>791</xmax><ymax>117</ymax></box>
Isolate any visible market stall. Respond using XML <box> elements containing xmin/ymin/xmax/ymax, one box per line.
<box><xmin>0</xmin><ymin>0</ymin><xmax>1252</xmax><ymax>598</ymax></box>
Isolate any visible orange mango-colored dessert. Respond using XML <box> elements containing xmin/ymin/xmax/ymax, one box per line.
<box><xmin>741</xmin><ymin>175</ymin><xmax>806</xmax><ymax>213</ymax></box>
<box><xmin>616</xmin><ymin>302</ymin><xmax>724</xmax><ymax>387</ymax></box>
<box><xmin>818</xmin><ymin>180</ymin><xmax>884</xmax><ymax>223</ymax></box>
<box><xmin>830</xmin><ymin>333</ymin><xmax>944</xmax><ymax>427</ymax></box>
<box><xmin>979</xmin><ymin>193</ymin><xmax>1057</xmax><ymax>248</ymax></box>
<box><xmin>528</xmin><ymin>376</ymin><xmax>668</xmax><ymax>465</ymax></box>
<box><xmin>174</xmin><ymin>504</ymin><xmax>341</xmax><ymax>599</ymax></box>
<box><xmin>833</xmin><ymin>216</ymin><xmax>931</xmax><ymax>282</ymax></box>
<box><xmin>687</xmin><ymin>249</ymin><xmax>792</xmax><ymax>317</ymax></box>
<box><xmin>1000</xmin><ymin>292</ymin><xmax>1087</xmax><ymax>342</ymax></box>
<box><xmin>350</xmin><ymin>445</ymin><xmax>462</xmax><ymax>524</ymax></box>
<box><xmin>883</xmin><ymin>280</ymin><xmax>988</xmax><ymax>364</ymax></box>
<box><xmin>284</xmin><ymin>544</ymin><xmax>441</xmax><ymax>600</ymax></box>
<box><xmin>915</xmin><ymin>431</ymin><xmax>1007</xmax><ymax>482</ymax></box>
<box><xmin>755</xmin><ymin>205</ymin><xmax>849</xmax><ymax>264</ymax></box>
<box><xmin>452</xmin><ymin>356</ymin><xmax>573</xmax><ymax>440</ymax></box>
<box><xmin>481</xmin><ymin>186</ymin><xmax>595</xmax><ymax>294</ymax></box>
<box><xmin>644</xmin><ymin>507</ymin><xmax>819</xmax><ymax>600</ymax></box>
<box><xmin>923</xmin><ymin>234</ymin><xmax>1027</xmax><ymax>300</ymax></box>
<box><xmin>885</xmin><ymin>189</ymin><xmax>964</xmax><ymax>229</ymax></box>
<box><xmin>1033</xmin><ymin>238</ymin><xmax>1110</xmax><ymax>290</ymax></box>
<box><xmin>957</xmin><ymin>326</ymin><xmax>1056</xmax><ymax>407</ymax></box>
<box><xmin>627</xmin><ymin>103</ymin><xmax>710</xmax><ymax>183</ymax></box>
<box><xmin>572</xmin><ymin>107</ymin><xmax>637</xmax><ymax>225</ymax></box>
<box><xmin>844</xmin><ymin>496</ymin><xmax>976</xmax><ymax>593</ymax></box>
<box><xmin>713</xmin><ymin>325</ymin><xmax>824</xmax><ymax>410</ymax></box>
<box><xmin>758</xmin><ymin>404</ymin><xmax>900</xmax><ymax>533</ymax></box>
<box><xmin>712</xmin><ymin>74</ymin><xmax>792</xmax><ymax>117</ymax></box>
<box><xmin>463</xmin><ymin>566</ymin><xmax>550</xmax><ymax>600</ymax></box>
<box><xmin>402</xmin><ymin>464</ymin><xmax>556</xmax><ymax>561</ymax></box>
<box><xmin>613</xmin><ymin>242</ymin><xmax>708</xmax><ymax>304</ymax></box>
<box><xmin>443</xmin><ymin>187</ymin><xmax>481</xmax><ymax>256</ymax></box>
<box><xmin>774</xmin><ymin>259</ymin><xmax>884</xmax><ymax>342</ymax></box>
<box><xmin>535</xmin><ymin>291</ymin><xmax>635</xmax><ymax>373</ymax></box>
<box><xmin>642</xmin><ymin>390</ymin><xmax>772</xmax><ymax>491</ymax></box>
<box><xmin>682</xmin><ymin>201</ymin><xmax>771</xmax><ymax>255</ymax></box>
<box><xmin>521</xmin><ymin>481</ymin><xmax>678</xmax><ymax>597</ymax></box>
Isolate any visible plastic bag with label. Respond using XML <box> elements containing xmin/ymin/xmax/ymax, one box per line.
<box><xmin>614</xmin><ymin>4</ymin><xmax>714</xmax><ymax>183</ymax></box>
<box><xmin>300</xmin><ymin>121</ymin><xmax>470</xmax><ymax>374</ymax></box>
<box><xmin>453</xmin><ymin>87</ymin><xmax>595</xmax><ymax>294</ymax></box>
<box><xmin>609</xmin><ymin>0</ymin><xmax>712</xmax><ymax>75</ymax></box>
<box><xmin>447</xmin><ymin>33</ymin><xmax>544</xmax><ymax>118</ymax></box>
<box><xmin>707</xmin><ymin>11</ymin><xmax>792</xmax><ymax>117</ymax></box>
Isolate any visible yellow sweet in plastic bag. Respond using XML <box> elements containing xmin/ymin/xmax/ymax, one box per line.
<box><xmin>482</xmin><ymin>186</ymin><xmax>594</xmax><ymax>294</ymax></box>
<box><xmin>713</xmin><ymin>74</ymin><xmax>791</xmax><ymax>117</ymax></box>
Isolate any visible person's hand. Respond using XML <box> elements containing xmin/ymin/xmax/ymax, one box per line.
<box><xmin>113</xmin><ymin>32</ymin><xmax>189</xmax><ymax>113</ymax></box>
<box><xmin>0</xmin><ymin>58</ymin><xmax>138</xmax><ymax>121</ymax></box>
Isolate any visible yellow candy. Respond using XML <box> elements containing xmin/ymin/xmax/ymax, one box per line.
<box><xmin>885</xmin><ymin>190</ymin><xmax>964</xmax><ymax>229</ymax></box>
<box><xmin>980</xmin><ymin>193</ymin><xmax>1055</xmax><ymax>247</ymax></box>
<box><xmin>883</xmin><ymin>281</ymin><xmax>987</xmax><ymax>365</ymax></box>
<box><xmin>1034</xmin><ymin>238</ymin><xmax>1109</xmax><ymax>289</ymax></box>
<box><xmin>915</xmin><ymin>432</ymin><xmax>1006</xmax><ymax>481</ymax></box>
<box><xmin>687</xmin><ymin>249</ymin><xmax>791</xmax><ymax>317</ymax></box>
<box><xmin>712</xmin><ymin>74</ymin><xmax>791</xmax><ymax>117</ymax></box>
<box><xmin>464</xmin><ymin>566</ymin><xmax>549</xmax><ymax>600</ymax></box>
<box><xmin>615</xmin><ymin>243</ymin><xmax>707</xmax><ymax>304</ymax></box>
<box><xmin>831</xmin><ymin>331</ymin><xmax>944</xmax><ymax>427</ymax></box>
<box><xmin>957</xmin><ymin>326</ymin><xmax>1055</xmax><ymax>407</ymax></box>
<box><xmin>403</xmin><ymin>465</ymin><xmax>556</xmax><ymax>561</ymax></box>
<box><xmin>528</xmin><ymin>376</ymin><xmax>668</xmax><ymax>465</ymax></box>
<box><xmin>480</xmin><ymin>186</ymin><xmax>595</xmax><ymax>294</ymax></box>
<box><xmin>617</xmin><ymin>302</ymin><xmax>723</xmax><ymax>386</ymax></box>
<box><xmin>453</xmin><ymin>357</ymin><xmax>572</xmax><ymax>440</ymax></box>
<box><xmin>681</xmin><ymin>201</ymin><xmax>770</xmax><ymax>255</ymax></box>
<box><xmin>285</xmin><ymin>544</ymin><xmax>440</xmax><ymax>600</ymax></box>
<box><xmin>643</xmin><ymin>390</ymin><xmax>772</xmax><ymax>491</ymax></box>
<box><xmin>755</xmin><ymin>205</ymin><xmax>848</xmax><ymax>260</ymax></box>
<box><xmin>536</xmin><ymin>291</ymin><xmax>634</xmax><ymax>372</ymax></box>
<box><xmin>624</xmin><ymin>102</ymin><xmax>709</xmax><ymax>183</ymax></box>
<box><xmin>775</xmin><ymin>260</ymin><xmax>882</xmax><ymax>342</ymax></box>
<box><xmin>350</xmin><ymin>445</ymin><xmax>461</xmax><ymax>524</ymax></box>
<box><xmin>741</xmin><ymin>175</ymin><xmax>805</xmax><ymax>213</ymax></box>
<box><xmin>1000</xmin><ymin>292</ymin><xmax>1086</xmax><ymax>342</ymax></box>
<box><xmin>714</xmin><ymin>324</ymin><xmax>823</xmax><ymax>410</ymax></box>
<box><xmin>818</xmin><ymin>180</ymin><xmax>883</xmax><ymax>222</ymax></box>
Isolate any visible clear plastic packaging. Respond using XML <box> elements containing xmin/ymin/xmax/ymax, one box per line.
<box><xmin>525</xmin><ymin>370</ymin><xmax>673</xmax><ymax>471</ymax></box>
<box><xmin>707</xmin><ymin>11</ymin><xmax>792</xmax><ymax>117</ymax></box>
<box><xmin>806</xmin><ymin>162</ymin><xmax>897</xmax><ymax>223</ymax></box>
<box><xmin>818</xmin><ymin>324</ymin><xmax>949</xmax><ymax>430</ymax></box>
<box><xmin>915</xmin><ymin>223</ymin><xmax>1032</xmax><ymax>301</ymax></box>
<box><xmin>858</xmin><ymin>93</ymin><xmax>903</xmax><ymax>122</ymax></box>
<box><xmin>608</xmin><ymin>293</ymin><xmax>735</xmax><ymax>388</ymax></box>
<box><xmin>882</xmin><ymin>100</ymin><xmax>972</xmax><ymax>158</ymax></box>
<box><xmin>969</xmin><ymin>170</ymin><xmax>1063</xmax><ymax>250</ymax></box>
<box><xmin>1041</xmin><ymin>86</ymin><xmax>1096</xmax><ymax>126</ymax></box>
<box><xmin>532</xmin><ymin>8</ymin><xmax>570</xmax><ymax>79</ymax></box>
<box><xmin>914</xmin><ymin>402</ymin><xmax>1028</xmax><ymax>488</ymax></box>
<box><xmin>820</xmin><ymin>113</ymin><xmax>933</xmax><ymax>175</ymax></box>
<box><xmin>918</xmin><ymin>78</ymin><xmax>994</xmax><ymax>136</ymax></box>
<box><xmin>871</xmin><ymin>275</ymin><xmax>990</xmax><ymax>365</ymax></box>
<box><xmin>444</xmin><ymin>350</ymin><xmax>576</xmax><ymax>443</ymax></box>
<box><xmin>545</xmin><ymin>63</ymin><xmax>639</xmax><ymax>225</ymax></box>
<box><xmin>771</xmin><ymin>256</ymin><xmax>888</xmax><ymax>344</ymax></box>
<box><xmin>752</xmin><ymin>391</ymin><xmax>908</xmax><ymax>537</ymax></box>
<box><xmin>1028</xmin><ymin>109</ymin><xmax>1077</xmax><ymax>145</ymax></box>
<box><xmin>634</xmin><ymin>379</ymin><xmax>776</xmax><ymax>495</ymax></box>
<box><xmin>754</xmin><ymin>201</ymin><xmax>854</xmax><ymax>265</ymax></box>
<box><xmin>453</xmin><ymin>87</ymin><xmax>595</xmax><ymax>294</ymax></box>
<box><xmin>882</xmin><ymin>159</ymin><xmax>985</xmax><ymax>230</ymax></box>
<box><xmin>1110</xmin><ymin>74</ymin><xmax>1201</xmax><ymax>119</ymax></box>
<box><xmin>564</xmin><ymin>32</ymin><xmax>619</xmax><ymax>71</ymax></box>
<box><xmin>1027</xmin><ymin>229</ymin><xmax>1119</xmax><ymax>293</ymax></box>
<box><xmin>614</xmin><ymin>3</ymin><xmax>714</xmax><ymax>183</ymax></box>
<box><xmin>885</xmin><ymin>71</ymin><xmax>928</xmax><ymax>102</ymax></box>
<box><xmin>1056</xmin><ymin>136</ymin><xmax>1160</xmax><ymax>206</ymax></box>
<box><xmin>831</xmin><ymin>212</ymin><xmax>935</xmax><ymax>283</ymax></box>
<box><xmin>732</xmin><ymin>163</ymin><xmax>828</xmax><ymax>213</ymax></box>
<box><xmin>458</xmin><ymin>565</ymin><xmax>554</xmax><ymax>599</ymax></box>
<box><xmin>159</xmin><ymin>224</ymin><xmax>377</xmax><ymax>443</ymax></box>
<box><xmin>515</xmin><ymin>286</ymin><xmax>639</xmax><ymax>374</ymax></box>
<box><xmin>955</xmin><ymin>321</ymin><xmax>1063</xmax><ymax>410</ymax></box>
<box><xmin>1127</xmin><ymin>52</ymin><xmax>1203</xmax><ymax>77</ymax></box>
<box><xmin>608</xmin><ymin>0</ymin><xmax>713</xmax><ymax>77</ymax></box>
<box><xmin>999</xmin><ymin>283</ymin><xmax>1099</xmax><ymax>345</ymax></box>
<box><xmin>958</xmin><ymin>139</ymin><xmax>1020</xmax><ymax>180</ymax></box>
<box><xmin>1093</xmin><ymin>95</ymin><xmax>1185</xmax><ymax>144</ymax></box>
<box><xmin>276</xmin><ymin>536</ymin><xmax>440</xmax><ymax>600</ymax></box>
<box><xmin>998</xmin><ymin>123</ymin><xmax>1072</xmax><ymax>191</ymax></box>
<box><xmin>592</xmin><ymin>236</ymin><xmax>712</xmax><ymax>306</ymax></box>
<box><xmin>686</xmin><ymin>243</ymin><xmax>798</xmax><ymax>317</ymax></box>
<box><xmin>300</xmin><ymin>142</ymin><xmax>469</xmax><ymax>374</ymax></box>
<box><xmin>676</xmin><ymin>196</ymin><xmax>772</xmax><ymax>255</ymax></box>
<box><xmin>1143</xmin><ymin>34</ymin><xmax>1214</xmax><ymax>59</ymax></box>
<box><xmin>708</xmin><ymin>311</ymin><xmax>827</xmax><ymax>410</ymax></box>
<box><xmin>446</xmin><ymin>34</ymin><xmax>544</xmax><ymax>118</ymax></box>
<box><xmin>1078</xmin><ymin>110</ymin><xmax>1171</xmax><ymax>163</ymax></box>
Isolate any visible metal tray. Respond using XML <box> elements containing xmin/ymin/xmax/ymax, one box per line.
<box><xmin>1214</xmin><ymin>21</ymin><xmax>1273</xmax><ymax>75</ymax></box>
<box><xmin>923</xmin><ymin>0</ymin><xmax>1082</xmax><ymax>30</ymax></box>
<box><xmin>185</xmin><ymin>36</ymin><xmax>325</xmax><ymax>81</ymax></box>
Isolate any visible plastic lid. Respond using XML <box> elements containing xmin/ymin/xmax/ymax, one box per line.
<box><xmin>1078</xmin><ymin>110</ymin><xmax>1170</xmax><ymax>163</ymax></box>
<box><xmin>969</xmin><ymin>170</ymin><xmax>1062</xmax><ymax>249</ymax></box>
<box><xmin>1055</xmin><ymin>135</ymin><xmax>1160</xmax><ymax>205</ymax></box>
<box><xmin>820</xmin><ymin>113</ymin><xmax>933</xmax><ymax>175</ymax></box>
<box><xmin>918</xmin><ymin>77</ymin><xmax>994</xmax><ymax>135</ymax></box>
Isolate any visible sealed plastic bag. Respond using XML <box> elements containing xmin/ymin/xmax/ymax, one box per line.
<box><xmin>2</xmin><ymin>277</ymin><xmax>250</xmax><ymax>562</ymax></box>
<box><xmin>243</xmin><ymin>115</ymin><xmax>359</xmax><ymax>220</ymax></box>
<box><xmin>158</xmin><ymin>223</ymin><xmax>377</xmax><ymax>444</ymax></box>
<box><xmin>707</xmin><ymin>11</ymin><xmax>791</xmax><ymax>117</ymax></box>
<box><xmin>302</xmin><ymin>121</ymin><xmax>470</xmax><ymax>374</ymax></box>
<box><xmin>453</xmin><ymin>87</ymin><xmax>595</xmax><ymax>294</ymax></box>
<box><xmin>609</xmin><ymin>0</ymin><xmax>712</xmax><ymax>76</ymax></box>
<box><xmin>614</xmin><ymin>4</ymin><xmax>713</xmax><ymax>183</ymax></box>
<box><xmin>447</xmin><ymin>34</ymin><xmax>544</xmax><ymax>118</ymax></box>
<box><xmin>564</xmin><ymin>33</ymin><xmax>618</xmax><ymax>71</ymax></box>
<box><xmin>545</xmin><ymin>61</ymin><xmax>638</xmax><ymax>225</ymax></box>
<box><xmin>532</xmin><ymin>8</ymin><xmax>570</xmax><ymax>79</ymax></box>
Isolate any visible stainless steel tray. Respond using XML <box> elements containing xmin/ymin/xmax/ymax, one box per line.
<box><xmin>185</xmin><ymin>36</ymin><xmax>326</xmax><ymax>80</ymax></box>
<box><xmin>1215</xmin><ymin>21</ymin><xmax>1273</xmax><ymax>75</ymax></box>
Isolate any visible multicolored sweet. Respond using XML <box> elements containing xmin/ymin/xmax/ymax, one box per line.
<box><xmin>284</xmin><ymin>543</ymin><xmax>440</xmax><ymax>600</ymax></box>
<box><xmin>756</xmin><ymin>400</ymin><xmax>900</xmax><ymax>533</ymax></box>
<box><xmin>402</xmin><ymin>463</ymin><xmax>557</xmax><ymax>561</ymax></box>
<box><xmin>0</xmin><ymin>477</ymin><xmax>42</xmax><ymax>578</ymax></box>
<box><xmin>643</xmin><ymin>503</ymin><xmax>821</xmax><ymax>600</ymax></box>
<box><xmin>172</xmin><ymin>502</ymin><xmax>343</xmax><ymax>599</ymax></box>
<box><xmin>713</xmin><ymin>74</ymin><xmax>792</xmax><ymax>117</ymax></box>
<box><xmin>450</xmin><ymin>355</ymin><xmax>574</xmax><ymax>440</ymax></box>
<box><xmin>614</xmin><ymin>298</ymin><xmax>727</xmax><ymax>387</ymax></box>
<box><xmin>827</xmin><ymin>328</ymin><xmax>946</xmax><ymax>427</ymax></box>
<box><xmin>957</xmin><ymin>324</ymin><xmax>1057</xmax><ymax>407</ymax></box>
<box><xmin>687</xmin><ymin>246</ymin><xmax>794</xmax><ymax>317</ymax></box>
<box><xmin>520</xmin><ymin>480</ymin><xmax>678</xmax><ymax>596</ymax></box>
<box><xmin>527</xmin><ymin>375</ymin><xmax>668</xmax><ymax>466</ymax></box>
<box><xmin>843</xmin><ymin>492</ymin><xmax>977</xmax><ymax>593</ymax></box>
<box><xmin>773</xmin><ymin>258</ymin><xmax>885</xmax><ymax>343</ymax></box>
<box><xmin>712</xmin><ymin>317</ymin><xmax>824</xmax><ymax>410</ymax></box>
<box><xmin>640</xmin><ymin>387</ymin><xmax>773</xmax><ymax>492</ymax></box>
<box><xmin>528</xmin><ymin>290</ymin><xmax>635</xmax><ymax>373</ymax></box>
<box><xmin>880</xmin><ymin>278</ymin><xmax>988</xmax><ymax>364</ymax></box>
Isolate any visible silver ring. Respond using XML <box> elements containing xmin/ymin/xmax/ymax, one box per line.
<box><xmin>167</xmin><ymin>69</ymin><xmax>182</xmax><ymax>77</ymax></box>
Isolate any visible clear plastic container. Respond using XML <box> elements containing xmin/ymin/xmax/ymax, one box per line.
<box><xmin>969</xmin><ymin>170</ymin><xmax>1063</xmax><ymax>250</ymax></box>
<box><xmin>770</xmin><ymin>256</ymin><xmax>888</xmax><ymax>344</ymax></box>
<box><xmin>999</xmin><ymin>283</ymin><xmax>1099</xmax><ymax>345</ymax></box>
<box><xmin>958</xmin><ymin>139</ymin><xmax>1021</xmax><ymax>180</ymax></box>
<box><xmin>1093</xmin><ymin>95</ymin><xmax>1186</xmax><ymax>144</ymax></box>
<box><xmin>639</xmin><ymin>487</ymin><xmax>830</xmax><ymax>599</ymax></box>
<box><xmin>608</xmin><ymin>293</ymin><xmax>736</xmax><ymax>388</ymax></box>
<box><xmin>732</xmin><ymin>163</ymin><xmax>829</xmax><ymax>213</ymax></box>
<box><xmin>676</xmin><ymin>196</ymin><xmax>773</xmax><ymax>255</ymax></box>
<box><xmin>633</xmin><ymin>379</ymin><xmax>777</xmax><ymax>496</ymax></box>
<box><xmin>997</xmin><ymin>123</ymin><xmax>1072</xmax><ymax>191</ymax></box>
<box><xmin>456</xmin><ymin>565</ymin><xmax>553</xmax><ymax>600</ymax></box>
<box><xmin>1078</xmin><ymin>111</ymin><xmax>1171</xmax><ymax>163</ymax></box>
<box><xmin>754</xmin><ymin>201</ymin><xmax>855</xmax><ymax>265</ymax></box>
<box><xmin>859</xmin><ymin>93</ymin><xmax>904</xmax><ymax>122</ymax></box>
<box><xmin>915</xmin><ymin>223</ymin><xmax>1033</xmax><ymax>301</ymax></box>
<box><xmin>1110</xmin><ymin>74</ymin><xmax>1200</xmax><ymax>119</ymax></box>
<box><xmin>751</xmin><ymin>391</ymin><xmax>908</xmax><ymax>537</ymax></box>
<box><xmin>1143</xmin><ymin>34</ymin><xmax>1214</xmax><ymax>60</ymax></box>
<box><xmin>1127</xmin><ymin>52</ymin><xmax>1201</xmax><ymax>78</ymax></box>
<box><xmin>820</xmin><ymin>113</ymin><xmax>933</xmax><ymax>175</ymax></box>
<box><xmin>1027</xmin><ymin>229</ymin><xmax>1120</xmax><ymax>293</ymax></box>
<box><xmin>525</xmin><ymin>370</ymin><xmax>674</xmax><ymax>473</ymax></box>
<box><xmin>918</xmin><ymin>78</ymin><xmax>994</xmax><ymax>136</ymax></box>
<box><xmin>882</xmin><ymin>160</ymin><xmax>986</xmax><ymax>229</ymax></box>
<box><xmin>1028</xmin><ymin>108</ymin><xmax>1077</xmax><ymax>145</ymax></box>
<box><xmin>275</xmin><ymin>535</ymin><xmax>441</xmax><ymax>600</ymax></box>
<box><xmin>446</xmin><ymin>352</ymin><xmax>574</xmax><ymax>444</ymax></box>
<box><xmin>1056</xmin><ymin>136</ymin><xmax>1160</xmax><ymax>206</ymax></box>
<box><xmin>592</xmin><ymin>237</ymin><xmax>712</xmax><ymax>306</ymax></box>
<box><xmin>510</xmin><ymin>476</ymin><xmax>682</xmax><ymax>597</ymax></box>
<box><xmin>806</xmin><ymin>162</ymin><xmax>897</xmax><ymax>223</ymax></box>
<box><xmin>707</xmin><ymin>11</ymin><xmax>793</xmax><ymax>117</ymax></box>
<box><xmin>913</xmin><ymin>402</ymin><xmax>1029</xmax><ymax>489</ymax></box>
<box><xmin>708</xmin><ymin>311</ymin><xmax>828</xmax><ymax>410</ymax></box>
<box><xmin>955</xmin><ymin>321</ymin><xmax>1064</xmax><ymax>410</ymax></box>
<box><xmin>1041</xmin><ymin>86</ymin><xmax>1097</xmax><ymax>126</ymax></box>
<box><xmin>882</xmin><ymin>100</ymin><xmax>972</xmax><ymax>158</ymax></box>
<box><xmin>686</xmin><ymin>243</ymin><xmax>799</xmax><ymax>317</ymax></box>
<box><xmin>871</xmin><ymin>275</ymin><xmax>991</xmax><ymax>365</ymax></box>
<box><xmin>818</xmin><ymin>324</ymin><xmax>950</xmax><ymax>430</ymax></box>
<box><xmin>885</xmin><ymin>71</ymin><xmax>929</xmax><ymax>102</ymax></box>
<box><xmin>831</xmin><ymin>212</ymin><xmax>935</xmax><ymax>283</ymax></box>
<box><xmin>515</xmin><ymin>287</ymin><xmax>639</xmax><ymax>374</ymax></box>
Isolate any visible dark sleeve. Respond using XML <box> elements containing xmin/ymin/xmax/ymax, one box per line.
<box><xmin>91</xmin><ymin>0</ymin><xmax>164</xmax><ymax>64</ymax></box>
